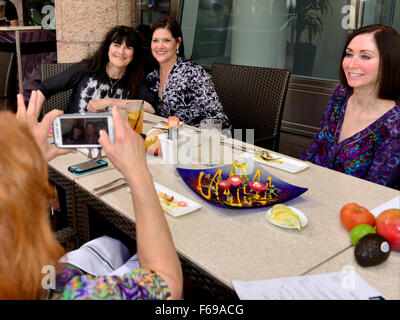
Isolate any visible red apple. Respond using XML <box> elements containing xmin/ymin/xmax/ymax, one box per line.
<box><xmin>376</xmin><ymin>209</ymin><xmax>400</xmax><ymax>252</ymax></box>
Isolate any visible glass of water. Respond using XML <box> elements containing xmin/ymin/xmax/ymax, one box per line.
<box><xmin>200</xmin><ymin>119</ymin><xmax>222</xmax><ymax>166</ymax></box>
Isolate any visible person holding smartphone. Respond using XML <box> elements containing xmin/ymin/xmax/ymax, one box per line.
<box><xmin>0</xmin><ymin>91</ymin><xmax>182</xmax><ymax>300</ymax></box>
<box><xmin>36</xmin><ymin>25</ymin><xmax>157</xmax><ymax>115</ymax></box>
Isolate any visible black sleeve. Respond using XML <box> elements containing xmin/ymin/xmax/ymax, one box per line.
<box><xmin>5</xmin><ymin>1</ymin><xmax>18</xmax><ymax>21</ymax></box>
<box><xmin>137</xmin><ymin>81</ymin><xmax>159</xmax><ymax>110</ymax></box>
<box><xmin>37</xmin><ymin>63</ymin><xmax>86</xmax><ymax>99</ymax></box>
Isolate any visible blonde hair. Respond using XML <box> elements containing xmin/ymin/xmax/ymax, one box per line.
<box><xmin>0</xmin><ymin>112</ymin><xmax>64</xmax><ymax>299</ymax></box>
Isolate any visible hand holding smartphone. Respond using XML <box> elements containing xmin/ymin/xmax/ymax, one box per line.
<box><xmin>53</xmin><ymin>113</ymin><xmax>115</xmax><ymax>148</ymax></box>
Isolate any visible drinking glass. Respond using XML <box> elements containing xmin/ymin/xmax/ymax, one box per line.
<box><xmin>126</xmin><ymin>101</ymin><xmax>144</xmax><ymax>134</ymax></box>
<box><xmin>200</xmin><ymin>119</ymin><xmax>222</xmax><ymax>165</ymax></box>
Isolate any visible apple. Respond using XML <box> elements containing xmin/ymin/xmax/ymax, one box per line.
<box><xmin>376</xmin><ymin>209</ymin><xmax>400</xmax><ymax>252</ymax></box>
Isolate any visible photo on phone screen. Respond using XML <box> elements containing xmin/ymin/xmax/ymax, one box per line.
<box><xmin>61</xmin><ymin>118</ymin><xmax>107</xmax><ymax>145</ymax></box>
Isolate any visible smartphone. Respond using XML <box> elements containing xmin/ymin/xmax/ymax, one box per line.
<box><xmin>53</xmin><ymin>113</ymin><xmax>114</xmax><ymax>148</ymax></box>
<box><xmin>68</xmin><ymin>159</ymin><xmax>108</xmax><ymax>175</ymax></box>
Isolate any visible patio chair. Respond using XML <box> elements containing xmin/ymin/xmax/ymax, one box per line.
<box><xmin>0</xmin><ymin>52</ymin><xmax>14</xmax><ymax>111</ymax></box>
<box><xmin>211</xmin><ymin>63</ymin><xmax>290</xmax><ymax>152</ymax></box>
<box><xmin>40</xmin><ymin>62</ymin><xmax>75</xmax><ymax>119</ymax></box>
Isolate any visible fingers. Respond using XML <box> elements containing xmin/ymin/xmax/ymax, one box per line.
<box><xmin>42</xmin><ymin>109</ymin><xmax>63</xmax><ymax>132</ymax></box>
<box><xmin>16</xmin><ymin>93</ymin><xmax>28</xmax><ymax>121</ymax></box>
<box><xmin>98</xmin><ymin>129</ymin><xmax>112</xmax><ymax>155</ymax></box>
<box><xmin>26</xmin><ymin>90</ymin><xmax>39</xmax><ymax>119</ymax></box>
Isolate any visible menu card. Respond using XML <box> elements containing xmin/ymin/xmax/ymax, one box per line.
<box><xmin>232</xmin><ymin>272</ymin><xmax>385</xmax><ymax>300</ymax></box>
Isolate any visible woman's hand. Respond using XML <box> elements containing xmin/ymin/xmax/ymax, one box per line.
<box><xmin>87</xmin><ymin>98</ymin><xmax>112</xmax><ymax>113</ymax></box>
<box><xmin>16</xmin><ymin>91</ymin><xmax>74</xmax><ymax>161</ymax></box>
<box><xmin>98</xmin><ymin>106</ymin><xmax>147</xmax><ymax>183</ymax></box>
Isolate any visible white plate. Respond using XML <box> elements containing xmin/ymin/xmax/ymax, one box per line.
<box><xmin>241</xmin><ymin>152</ymin><xmax>310</xmax><ymax>174</ymax></box>
<box><xmin>154</xmin><ymin>182</ymin><xmax>202</xmax><ymax>217</ymax></box>
<box><xmin>265</xmin><ymin>206</ymin><xmax>308</xmax><ymax>230</ymax></box>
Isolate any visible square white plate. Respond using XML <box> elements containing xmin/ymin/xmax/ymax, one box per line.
<box><xmin>240</xmin><ymin>152</ymin><xmax>310</xmax><ymax>173</ymax></box>
<box><xmin>154</xmin><ymin>182</ymin><xmax>202</xmax><ymax>217</ymax></box>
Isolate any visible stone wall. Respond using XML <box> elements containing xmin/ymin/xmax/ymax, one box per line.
<box><xmin>55</xmin><ymin>0</ymin><xmax>133</xmax><ymax>63</ymax></box>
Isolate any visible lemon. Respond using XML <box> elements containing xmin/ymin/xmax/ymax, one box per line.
<box><xmin>276</xmin><ymin>214</ymin><xmax>302</xmax><ymax>230</ymax></box>
<box><xmin>270</xmin><ymin>204</ymin><xmax>293</xmax><ymax>219</ymax></box>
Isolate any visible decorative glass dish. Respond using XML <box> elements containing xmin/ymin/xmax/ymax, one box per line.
<box><xmin>176</xmin><ymin>162</ymin><xmax>308</xmax><ymax>209</ymax></box>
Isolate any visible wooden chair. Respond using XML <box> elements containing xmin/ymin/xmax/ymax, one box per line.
<box><xmin>40</xmin><ymin>63</ymin><xmax>75</xmax><ymax>119</ymax></box>
<box><xmin>211</xmin><ymin>63</ymin><xmax>290</xmax><ymax>152</ymax></box>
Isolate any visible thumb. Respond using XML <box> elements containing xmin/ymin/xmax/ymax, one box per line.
<box><xmin>99</xmin><ymin>130</ymin><xmax>112</xmax><ymax>155</ymax></box>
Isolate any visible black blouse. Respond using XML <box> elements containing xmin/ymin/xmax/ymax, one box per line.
<box><xmin>38</xmin><ymin>62</ymin><xmax>157</xmax><ymax>114</ymax></box>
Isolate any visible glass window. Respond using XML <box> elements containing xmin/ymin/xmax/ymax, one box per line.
<box><xmin>181</xmin><ymin>0</ymin><xmax>400</xmax><ymax>82</ymax></box>
<box><xmin>23</xmin><ymin>0</ymin><xmax>55</xmax><ymax>30</ymax></box>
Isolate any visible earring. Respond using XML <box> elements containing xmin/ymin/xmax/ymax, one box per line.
<box><xmin>176</xmin><ymin>48</ymin><xmax>179</xmax><ymax>55</ymax></box>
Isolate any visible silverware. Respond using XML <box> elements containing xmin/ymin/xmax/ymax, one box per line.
<box><xmin>93</xmin><ymin>178</ymin><xmax>125</xmax><ymax>192</ymax></box>
<box><xmin>96</xmin><ymin>182</ymin><xmax>129</xmax><ymax>196</ymax></box>
<box><xmin>221</xmin><ymin>142</ymin><xmax>282</xmax><ymax>160</ymax></box>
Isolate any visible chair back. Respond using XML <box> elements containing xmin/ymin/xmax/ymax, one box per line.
<box><xmin>211</xmin><ymin>63</ymin><xmax>290</xmax><ymax>152</ymax></box>
<box><xmin>40</xmin><ymin>63</ymin><xmax>75</xmax><ymax>118</ymax></box>
<box><xmin>0</xmin><ymin>51</ymin><xmax>14</xmax><ymax>110</ymax></box>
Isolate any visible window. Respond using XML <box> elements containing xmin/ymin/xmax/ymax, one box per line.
<box><xmin>181</xmin><ymin>0</ymin><xmax>400</xmax><ymax>81</ymax></box>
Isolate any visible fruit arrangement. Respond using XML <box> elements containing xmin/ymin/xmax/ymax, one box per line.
<box><xmin>268</xmin><ymin>204</ymin><xmax>303</xmax><ymax>231</ymax></box>
<box><xmin>340</xmin><ymin>203</ymin><xmax>400</xmax><ymax>267</ymax></box>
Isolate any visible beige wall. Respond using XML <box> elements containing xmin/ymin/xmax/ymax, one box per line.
<box><xmin>55</xmin><ymin>0</ymin><xmax>134</xmax><ymax>63</ymax></box>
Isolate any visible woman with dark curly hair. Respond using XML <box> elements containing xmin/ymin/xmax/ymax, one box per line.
<box><xmin>37</xmin><ymin>26</ymin><xmax>157</xmax><ymax>115</ymax></box>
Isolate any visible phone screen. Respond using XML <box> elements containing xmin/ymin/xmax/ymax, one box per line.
<box><xmin>60</xmin><ymin>117</ymin><xmax>109</xmax><ymax>146</ymax></box>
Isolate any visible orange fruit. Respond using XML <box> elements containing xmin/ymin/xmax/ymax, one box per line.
<box><xmin>340</xmin><ymin>202</ymin><xmax>375</xmax><ymax>232</ymax></box>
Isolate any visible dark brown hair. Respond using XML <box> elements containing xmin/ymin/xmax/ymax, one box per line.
<box><xmin>0</xmin><ymin>112</ymin><xmax>64</xmax><ymax>299</ymax></box>
<box><xmin>151</xmin><ymin>17</ymin><xmax>185</xmax><ymax>58</ymax></box>
<box><xmin>339</xmin><ymin>24</ymin><xmax>400</xmax><ymax>100</ymax></box>
<box><xmin>82</xmin><ymin>25</ymin><xmax>144</xmax><ymax>98</ymax></box>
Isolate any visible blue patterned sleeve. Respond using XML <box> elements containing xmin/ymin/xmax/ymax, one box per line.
<box><xmin>299</xmin><ymin>85</ymin><xmax>347</xmax><ymax>161</ymax></box>
<box><xmin>364</xmin><ymin>138</ymin><xmax>400</xmax><ymax>189</ymax></box>
<box><xmin>51</xmin><ymin>266</ymin><xmax>171</xmax><ymax>300</ymax></box>
<box><xmin>190</xmin><ymin>66</ymin><xmax>232</xmax><ymax>130</ymax></box>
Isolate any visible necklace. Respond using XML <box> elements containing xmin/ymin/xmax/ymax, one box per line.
<box><xmin>108</xmin><ymin>75</ymin><xmax>123</xmax><ymax>95</ymax></box>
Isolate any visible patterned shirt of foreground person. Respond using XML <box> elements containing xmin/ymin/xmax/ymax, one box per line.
<box><xmin>299</xmin><ymin>85</ymin><xmax>400</xmax><ymax>190</ymax></box>
<box><xmin>49</xmin><ymin>265</ymin><xmax>170</xmax><ymax>300</ymax></box>
<box><xmin>146</xmin><ymin>57</ymin><xmax>232</xmax><ymax>129</ymax></box>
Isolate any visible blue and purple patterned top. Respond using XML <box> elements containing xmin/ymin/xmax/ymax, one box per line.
<box><xmin>49</xmin><ymin>265</ymin><xmax>171</xmax><ymax>300</ymax></box>
<box><xmin>299</xmin><ymin>85</ymin><xmax>400</xmax><ymax>190</ymax></box>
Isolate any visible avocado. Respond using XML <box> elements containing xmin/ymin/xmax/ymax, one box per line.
<box><xmin>354</xmin><ymin>233</ymin><xmax>391</xmax><ymax>267</ymax></box>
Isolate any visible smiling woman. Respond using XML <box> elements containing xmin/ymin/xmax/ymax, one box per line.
<box><xmin>36</xmin><ymin>25</ymin><xmax>158</xmax><ymax>115</ymax></box>
<box><xmin>300</xmin><ymin>24</ymin><xmax>400</xmax><ymax>190</ymax></box>
<box><xmin>146</xmin><ymin>17</ymin><xmax>231</xmax><ymax>129</ymax></box>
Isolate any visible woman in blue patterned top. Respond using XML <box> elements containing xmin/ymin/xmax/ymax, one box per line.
<box><xmin>0</xmin><ymin>91</ymin><xmax>182</xmax><ymax>299</ymax></box>
<box><xmin>146</xmin><ymin>17</ymin><xmax>231</xmax><ymax>129</ymax></box>
<box><xmin>300</xmin><ymin>25</ymin><xmax>400</xmax><ymax>189</ymax></box>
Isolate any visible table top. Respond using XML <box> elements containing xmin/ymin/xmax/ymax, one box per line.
<box><xmin>48</xmin><ymin>112</ymin><xmax>400</xmax><ymax>299</ymax></box>
<box><xmin>305</xmin><ymin>247</ymin><xmax>400</xmax><ymax>300</ymax></box>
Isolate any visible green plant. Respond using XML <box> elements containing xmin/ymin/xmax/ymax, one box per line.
<box><xmin>290</xmin><ymin>0</ymin><xmax>332</xmax><ymax>45</ymax></box>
